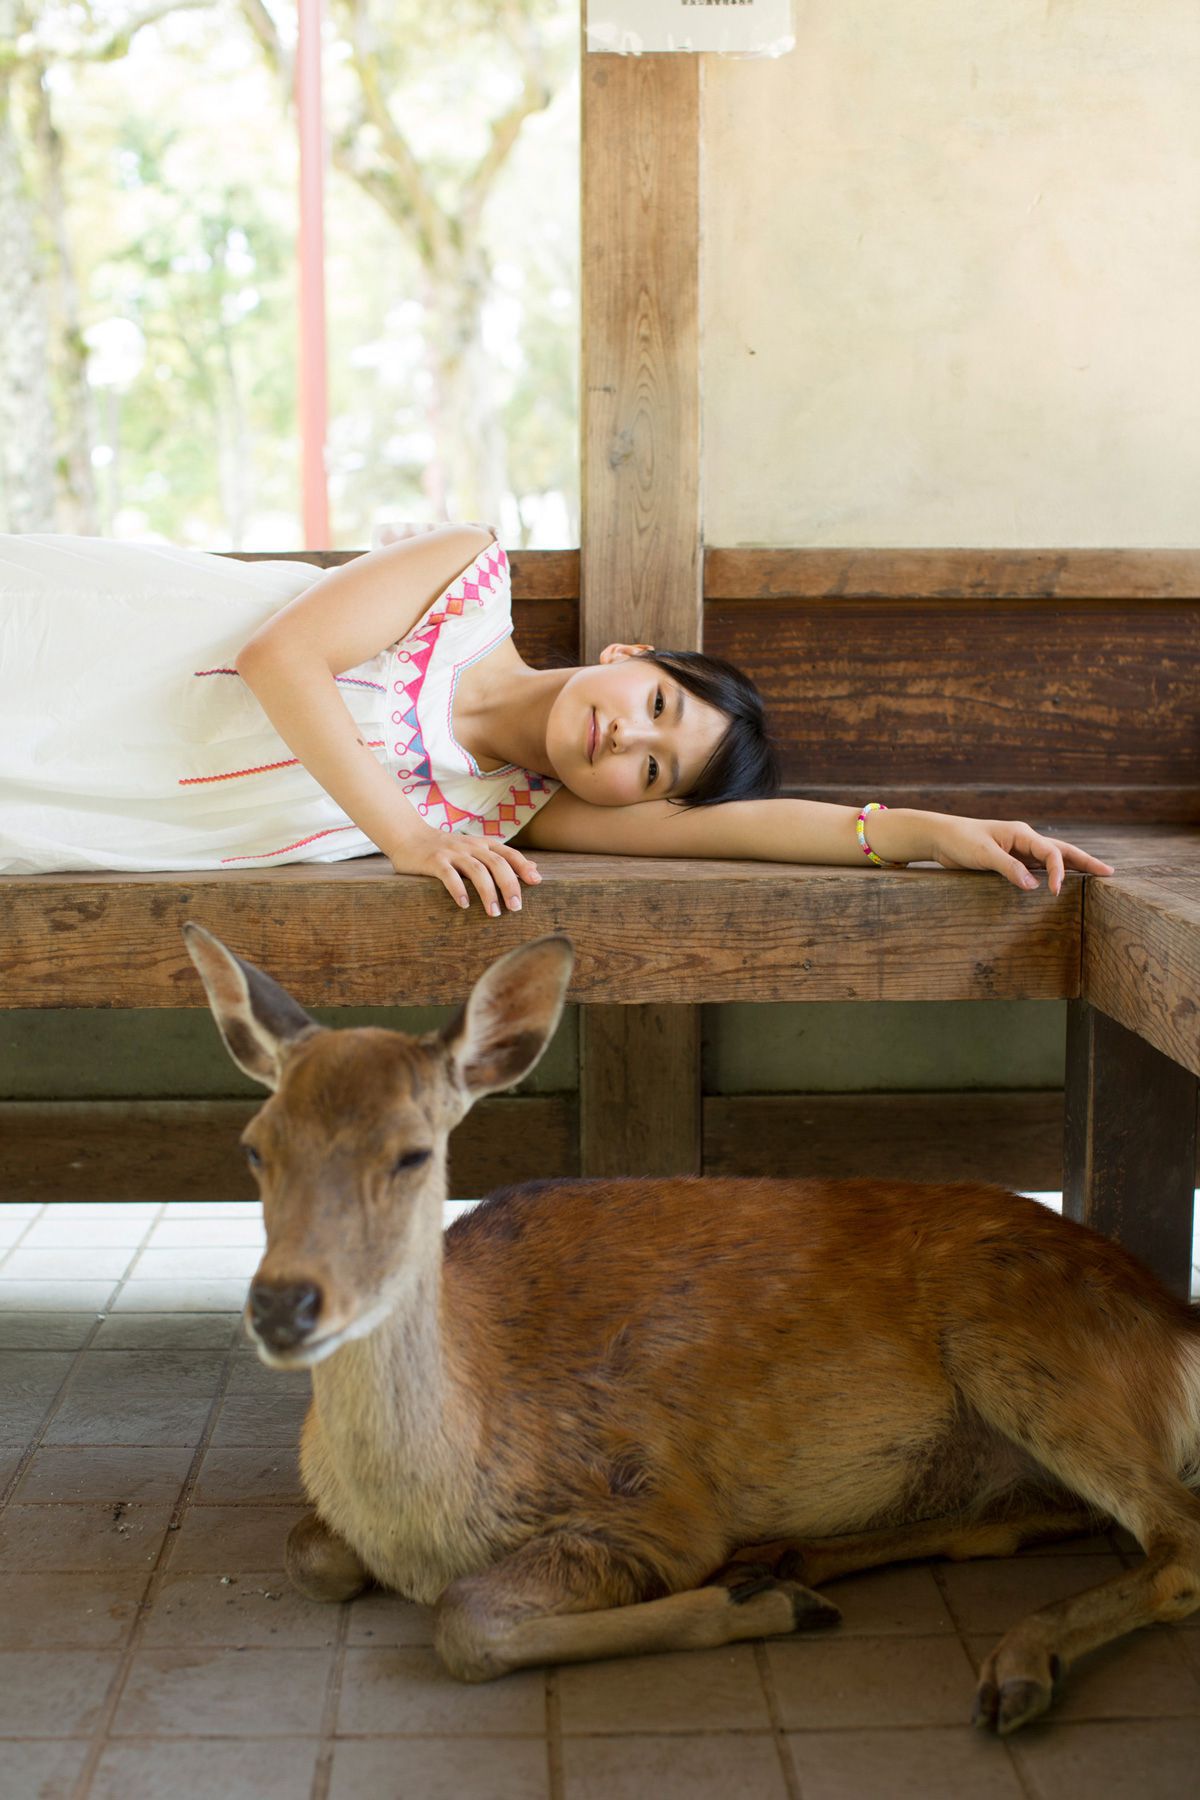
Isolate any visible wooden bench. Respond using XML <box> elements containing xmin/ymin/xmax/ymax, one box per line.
<box><xmin>2</xmin><ymin>550</ymin><xmax>1197</xmax><ymax>1296</ymax></box>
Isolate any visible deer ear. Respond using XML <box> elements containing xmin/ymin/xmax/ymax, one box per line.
<box><xmin>183</xmin><ymin>922</ymin><xmax>319</xmax><ymax>1091</ymax></box>
<box><xmin>444</xmin><ymin>935</ymin><xmax>573</xmax><ymax>1101</ymax></box>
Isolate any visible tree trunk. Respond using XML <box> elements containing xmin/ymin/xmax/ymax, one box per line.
<box><xmin>0</xmin><ymin>17</ymin><xmax>59</xmax><ymax>532</ymax></box>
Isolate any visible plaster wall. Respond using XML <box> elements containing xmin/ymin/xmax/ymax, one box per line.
<box><xmin>702</xmin><ymin>1</ymin><xmax>1200</xmax><ymax>547</ymax></box>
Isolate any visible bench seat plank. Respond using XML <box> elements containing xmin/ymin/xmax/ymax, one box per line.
<box><xmin>0</xmin><ymin>854</ymin><xmax>1080</xmax><ymax>1010</ymax></box>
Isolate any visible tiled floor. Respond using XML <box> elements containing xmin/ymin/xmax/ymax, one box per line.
<box><xmin>1</xmin><ymin>1197</ymin><xmax>1199</xmax><ymax>1800</ymax></box>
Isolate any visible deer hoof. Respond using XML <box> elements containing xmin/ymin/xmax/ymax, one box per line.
<box><xmin>285</xmin><ymin>1511</ymin><xmax>371</xmax><ymax>1603</ymax></box>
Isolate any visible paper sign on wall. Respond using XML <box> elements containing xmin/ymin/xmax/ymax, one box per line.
<box><xmin>586</xmin><ymin>1</ymin><xmax>795</xmax><ymax>58</ymax></box>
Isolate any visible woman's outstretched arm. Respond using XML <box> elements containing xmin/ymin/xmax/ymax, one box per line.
<box><xmin>515</xmin><ymin>791</ymin><xmax>1113</xmax><ymax>894</ymax></box>
<box><xmin>234</xmin><ymin>524</ymin><xmax>538</xmax><ymax>913</ymax></box>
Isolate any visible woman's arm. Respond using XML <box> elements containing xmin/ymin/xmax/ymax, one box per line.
<box><xmin>234</xmin><ymin>524</ymin><xmax>538</xmax><ymax>913</ymax></box>
<box><xmin>515</xmin><ymin>792</ymin><xmax>1113</xmax><ymax>894</ymax></box>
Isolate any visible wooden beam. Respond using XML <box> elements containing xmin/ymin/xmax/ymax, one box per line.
<box><xmin>704</xmin><ymin>547</ymin><xmax>1200</xmax><ymax>601</ymax></box>
<box><xmin>579</xmin><ymin>1005</ymin><xmax>700</xmax><ymax>1178</ymax></box>
<box><xmin>0</xmin><ymin>856</ymin><xmax>1083</xmax><ymax>1010</ymax></box>
<box><xmin>1063</xmin><ymin>1000</ymin><xmax>1197</xmax><ymax>1297</ymax></box>
<box><xmin>581</xmin><ymin>50</ymin><xmax>701</xmax><ymax>661</ymax></box>
<box><xmin>1</xmin><ymin>1097</ymin><xmax>577</xmax><ymax>1204</ymax></box>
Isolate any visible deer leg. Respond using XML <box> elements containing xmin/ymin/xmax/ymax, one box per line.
<box><xmin>285</xmin><ymin>1510</ymin><xmax>372</xmax><ymax>1602</ymax></box>
<box><xmin>974</xmin><ymin>1493</ymin><xmax>1200</xmax><ymax>1736</ymax></box>
<box><xmin>709</xmin><ymin>1495</ymin><xmax>1100</xmax><ymax>1590</ymax></box>
<box><xmin>433</xmin><ymin>1530</ymin><xmax>842</xmax><ymax>1682</ymax></box>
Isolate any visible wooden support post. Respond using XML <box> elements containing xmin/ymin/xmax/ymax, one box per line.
<box><xmin>580</xmin><ymin>1005</ymin><xmax>702</xmax><ymax>1178</ymax></box>
<box><xmin>1063</xmin><ymin>999</ymin><xmax>1198</xmax><ymax>1298</ymax></box>
<box><xmin>579</xmin><ymin>44</ymin><xmax>703</xmax><ymax>1176</ymax></box>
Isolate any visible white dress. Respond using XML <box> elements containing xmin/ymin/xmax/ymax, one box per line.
<box><xmin>0</xmin><ymin>534</ymin><xmax>559</xmax><ymax>873</ymax></box>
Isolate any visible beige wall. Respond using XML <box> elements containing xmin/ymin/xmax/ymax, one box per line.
<box><xmin>702</xmin><ymin>1</ymin><xmax>1200</xmax><ymax>547</ymax></box>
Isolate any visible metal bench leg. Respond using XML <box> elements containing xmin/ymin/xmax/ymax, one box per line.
<box><xmin>1063</xmin><ymin>999</ymin><xmax>1197</xmax><ymax>1298</ymax></box>
<box><xmin>579</xmin><ymin>1006</ymin><xmax>702</xmax><ymax>1178</ymax></box>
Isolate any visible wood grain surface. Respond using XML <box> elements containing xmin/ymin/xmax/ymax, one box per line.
<box><xmin>581</xmin><ymin>52</ymin><xmax>701</xmax><ymax>661</ymax></box>
<box><xmin>0</xmin><ymin>853</ymin><xmax>1082</xmax><ymax>1009</ymax></box>
<box><xmin>704</xmin><ymin>548</ymin><xmax>1200</xmax><ymax>601</ymax></box>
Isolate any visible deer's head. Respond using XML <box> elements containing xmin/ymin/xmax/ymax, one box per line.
<box><xmin>184</xmin><ymin>924</ymin><xmax>573</xmax><ymax>1368</ymax></box>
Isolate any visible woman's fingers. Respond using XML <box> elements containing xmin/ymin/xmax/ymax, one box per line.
<box><xmin>436</xmin><ymin>840</ymin><xmax>541</xmax><ymax>914</ymax></box>
<box><xmin>1003</xmin><ymin>826</ymin><xmax>1115</xmax><ymax>897</ymax></box>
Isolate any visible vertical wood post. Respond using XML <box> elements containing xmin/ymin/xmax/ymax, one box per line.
<box><xmin>1063</xmin><ymin>999</ymin><xmax>1198</xmax><ymax>1298</ymax></box>
<box><xmin>580</xmin><ymin>43</ymin><xmax>703</xmax><ymax>1175</ymax></box>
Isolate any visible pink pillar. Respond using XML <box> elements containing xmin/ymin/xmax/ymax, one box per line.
<box><xmin>297</xmin><ymin>0</ymin><xmax>330</xmax><ymax>547</ymax></box>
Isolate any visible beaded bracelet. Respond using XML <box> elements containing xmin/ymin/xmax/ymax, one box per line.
<box><xmin>855</xmin><ymin>802</ymin><xmax>906</xmax><ymax>868</ymax></box>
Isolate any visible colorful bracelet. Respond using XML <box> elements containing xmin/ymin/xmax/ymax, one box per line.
<box><xmin>855</xmin><ymin>802</ymin><xmax>906</xmax><ymax>868</ymax></box>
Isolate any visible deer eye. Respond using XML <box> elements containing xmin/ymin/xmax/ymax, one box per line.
<box><xmin>391</xmin><ymin>1149</ymin><xmax>431</xmax><ymax>1177</ymax></box>
<box><xmin>242</xmin><ymin>1143</ymin><xmax>264</xmax><ymax>1170</ymax></box>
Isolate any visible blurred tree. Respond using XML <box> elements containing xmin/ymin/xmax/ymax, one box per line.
<box><xmin>238</xmin><ymin>0</ymin><xmax>573</xmax><ymax>527</ymax></box>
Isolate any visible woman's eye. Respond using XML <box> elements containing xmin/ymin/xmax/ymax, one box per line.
<box><xmin>647</xmin><ymin>755</ymin><xmax>659</xmax><ymax>787</ymax></box>
<box><xmin>653</xmin><ymin>688</ymin><xmax>664</xmax><ymax>718</ymax></box>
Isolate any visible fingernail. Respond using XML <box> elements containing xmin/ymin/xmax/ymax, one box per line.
<box><xmin>490</xmin><ymin>903</ymin><xmax>501</xmax><ymax>917</ymax></box>
<box><xmin>1023</xmin><ymin>874</ymin><xmax>1038</xmax><ymax>889</ymax></box>
<box><xmin>508</xmin><ymin>897</ymin><xmax>522</xmax><ymax>911</ymax></box>
<box><xmin>458</xmin><ymin>895</ymin><xmax>470</xmax><ymax>909</ymax></box>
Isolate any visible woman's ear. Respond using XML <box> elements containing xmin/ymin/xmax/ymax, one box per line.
<box><xmin>599</xmin><ymin>641</ymin><xmax>655</xmax><ymax>664</ymax></box>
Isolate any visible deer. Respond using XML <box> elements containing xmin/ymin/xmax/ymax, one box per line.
<box><xmin>183</xmin><ymin>923</ymin><xmax>1200</xmax><ymax>1735</ymax></box>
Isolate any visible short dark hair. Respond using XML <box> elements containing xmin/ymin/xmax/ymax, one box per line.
<box><xmin>639</xmin><ymin>649</ymin><xmax>780</xmax><ymax>807</ymax></box>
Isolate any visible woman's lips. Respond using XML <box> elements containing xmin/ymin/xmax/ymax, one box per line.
<box><xmin>587</xmin><ymin>709</ymin><xmax>598</xmax><ymax>763</ymax></box>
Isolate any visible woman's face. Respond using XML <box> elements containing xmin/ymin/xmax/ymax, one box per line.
<box><xmin>545</xmin><ymin>647</ymin><xmax>728</xmax><ymax>807</ymax></box>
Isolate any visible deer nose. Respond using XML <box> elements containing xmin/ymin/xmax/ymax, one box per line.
<box><xmin>248</xmin><ymin>1279</ymin><xmax>323</xmax><ymax>1348</ymax></box>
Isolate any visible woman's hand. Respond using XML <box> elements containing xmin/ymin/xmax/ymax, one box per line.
<box><xmin>926</xmin><ymin>815</ymin><xmax>1114</xmax><ymax>896</ymax></box>
<box><xmin>390</xmin><ymin>827</ymin><xmax>542</xmax><ymax>915</ymax></box>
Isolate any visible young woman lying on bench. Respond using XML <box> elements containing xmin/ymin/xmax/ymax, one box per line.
<box><xmin>0</xmin><ymin>525</ymin><xmax>1111</xmax><ymax>906</ymax></box>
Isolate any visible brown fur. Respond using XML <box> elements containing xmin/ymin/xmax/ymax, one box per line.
<box><xmin>183</xmin><ymin>924</ymin><xmax>1200</xmax><ymax>1735</ymax></box>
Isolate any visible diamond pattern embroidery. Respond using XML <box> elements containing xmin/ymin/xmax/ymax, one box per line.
<box><xmin>386</xmin><ymin>546</ymin><xmax>548</xmax><ymax>840</ymax></box>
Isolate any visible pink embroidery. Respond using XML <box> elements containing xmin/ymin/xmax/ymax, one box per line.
<box><xmin>193</xmin><ymin>667</ymin><xmax>385</xmax><ymax>693</ymax></box>
<box><xmin>180</xmin><ymin>743</ymin><xmax>384</xmax><ymax>786</ymax></box>
<box><xmin>220</xmin><ymin>826</ymin><xmax>358</xmax><ymax>864</ymax></box>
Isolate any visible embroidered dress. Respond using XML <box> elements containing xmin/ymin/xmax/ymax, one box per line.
<box><xmin>0</xmin><ymin>534</ymin><xmax>558</xmax><ymax>874</ymax></box>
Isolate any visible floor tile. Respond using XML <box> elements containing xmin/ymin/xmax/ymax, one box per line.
<box><xmin>784</xmin><ymin>1726</ymin><xmax>1023</xmax><ymax>1799</ymax></box>
<box><xmin>0</xmin><ymin>1447</ymin><xmax>21</xmax><ymax>1490</ymax></box>
<box><xmin>561</xmin><ymin>1733</ymin><xmax>788</xmax><ymax>1799</ymax></box>
<box><xmin>192</xmin><ymin>1445</ymin><xmax>304</xmax><ymax>1504</ymax></box>
<box><xmin>329</xmin><ymin>1736</ymin><xmax>551</xmax><ymax>1800</ymax></box>
<box><xmin>345</xmin><ymin>1589</ymin><xmax>436</xmax><ymax>1648</ymax></box>
<box><xmin>141</xmin><ymin>1568</ymin><xmax>339</xmax><ymax>1647</ymax></box>
<box><xmin>964</xmin><ymin>1628</ymin><xmax>1200</xmax><ymax>1722</ymax></box>
<box><xmin>209</xmin><ymin>1392</ymin><xmax>311</xmax><ymax>1447</ymax></box>
<box><xmin>2</xmin><ymin>1245</ymin><xmax>136</xmax><ymax>1280</ymax></box>
<box><xmin>89</xmin><ymin>1737</ymin><xmax>321</xmax><ymax>1800</ymax></box>
<box><xmin>0</xmin><ymin>1312</ymin><xmax>100</xmax><ymax>1350</ymax></box>
<box><xmin>0</xmin><ymin>1649</ymin><xmax>120</xmax><ymax>1736</ymax></box>
<box><xmin>91</xmin><ymin>1311</ymin><xmax>239</xmax><ymax>1350</ymax></box>
<box><xmin>110</xmin><ymin>1278</ymin><xmax>252</xmax><ymax>1311</ymax></box>
<box><xmin>0</xmin><ymin>1741</ymin><xmax>91</xmax><ymax>1797</ymax></box>
<box><xmin>19</xmin><ymin>1203</ymin><xmax>159</xmax><ymax>1247</ymax></box>
<box><xmin>41</xmin><ymin>1350</ymin><xmax>226</xmax><ymax>1446</ymax></box>
<box><xmin>166</xmin><ymin>1503</ymin><xmax>307</xmax><ymax>1572</ymax></box>
<box><xmin>0</xmin><ymin>1350</ymin><xmax>74</xmax><ymax>1442</ymax></box>
<box><xmin>14</xmin><ymin>1445</ymin><xmax>192</xmax><ymax>1502</ymax></box>
<box><xmin>147</xmin><ymin>1216</ymin><xmax>266</xmax><ymax>1249</ymax></box>
<box><xmin>111</xmin><ymin>1646</ymin><xmax>335</xmax><ymax>1737</ymax></box>
<box><xmin>0</xmin><ymin>1570</ymin><xmax>148</xmax><ymax>1649</ymax></box>
<box><xmin>224</xmin><ymin>1356</ymin><xmax>311</xmax><ymax>1398</ymax></box>
<box><xmin>1009</xmin><ymin>1717</ymin><xmax>1200</xmax><ymax>1798</ymax></box>
<box><xmin>159</xmin><ymin>1201</ymin><xmax>263</xmax><ymax>1218</ymax></box>
<box><xmin>0</xmin><ymin>1280</ymin><xmax>118</xmax><ymax>1312</ymax></box>
<box><xmin>0</xmin><ymin>1501</ymin><xmax>174</xmax><ymax>1572</ymax></box>
<box><xmin>938</xmin><ymin>1552</ymin><xmax>1126</xmax><ymax>1633</ymax></box>
<box><xmin>557</xmin><ymin>1646</ymin><xmax>770</xmax><ymax>1735</ymax></box>
<box><xmin>765</xmin><ymin>1635</ymin><xmax>979</xmax><ymax>1731</ymax></box>
<box><xmin>825</xmin><ymin>1564</ymin><xmax>954</xmax><ymax>1635</ymax></box>
<box><xmin>131</xmin><ymin>1245</ymin><xmax>262</xmax><ymax>1280</ymax></box>
<box><xmin>336</xmin><ymin>1646</ymin><xmax>545</xmax><ymax>1735</ymax></box>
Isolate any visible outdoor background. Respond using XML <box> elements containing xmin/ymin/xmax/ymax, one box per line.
<box><xmin>0</xmin><ymin>0</ymin><xmax>579</xmax><ymax>549</ymax></box>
